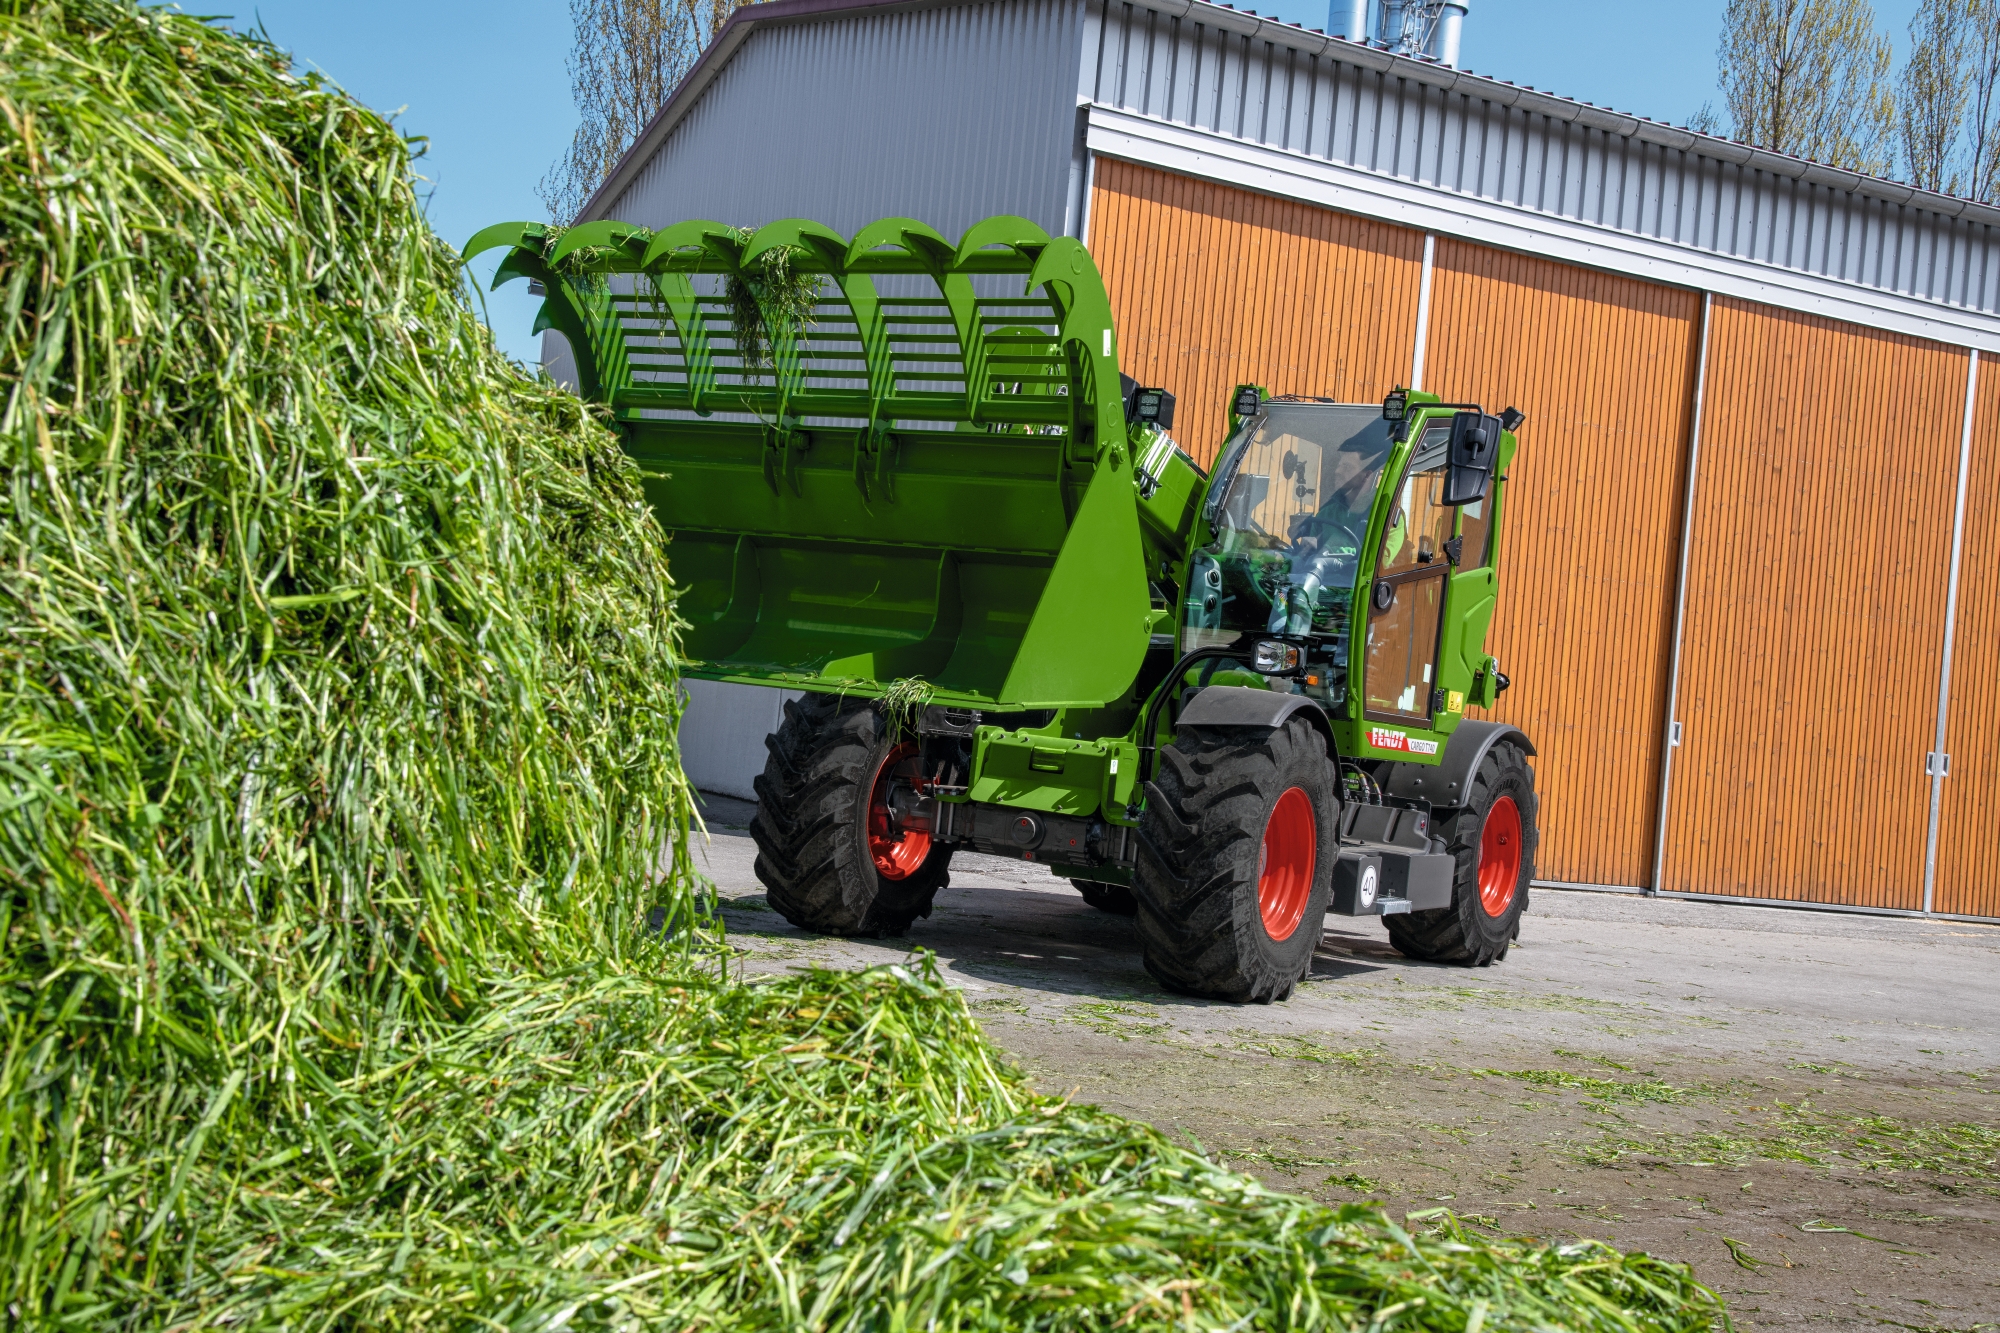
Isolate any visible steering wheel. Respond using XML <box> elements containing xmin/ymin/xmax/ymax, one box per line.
<box><xmin>1291</xmin><ymin>512</ymin><xmax>1364</xmax><ymax>555</ymax></box>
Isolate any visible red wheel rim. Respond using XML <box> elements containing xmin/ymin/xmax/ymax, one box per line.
<box><xmin>1257</xmin><ymin>786</ymin><xmax>1317</xmax><ymax>941</ymax></box>
<box><xmin>1478</xmin><ymin>795</ymin><xmax>1523</xmax><ymax>917</ymax></box>
<box><xmin>866</xmin><ymin>742</ymin><xmax>931</xmax><ymax>880</ymax></box>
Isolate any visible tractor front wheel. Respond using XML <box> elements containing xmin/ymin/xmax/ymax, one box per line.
<box><xmin>1133</xmin><ymin>716</ymin><xmax>1335</xmax><ymax>1002</ymax></box>
<box><xmin>1385</xmin><ymin>742</ymin><xmax>1537</xmax><ymax>966</ymax></box>
<box><xmin>751</xmin><ymin>695</ymin><xmax>951</xmax><ymax>937</ymax></box>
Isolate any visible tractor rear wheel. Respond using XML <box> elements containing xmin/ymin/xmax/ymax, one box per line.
<box><xmin>1132</xmin><ymin>716</ymin><xmax>1335</xmax><ymax>1002</ymax></box>
<box><xmin>1385</xmin><ymin>742</ymin><xmax>1536</xmax><ymax>966</ymax></box>
<box><xmin>1075</xmin><ymin>881</ymin><xmax>1137</xmax><ymax>915</ymax></box>
<box><xmin>750</xmin><ymin>695</ymin><xmax>951</xmax><ymax>937</ymax></box>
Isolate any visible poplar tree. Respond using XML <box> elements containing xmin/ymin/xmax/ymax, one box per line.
<box><xmin>539</xmin><ymin>0</ymin><xmax>742</xmax><ymax>226</ymax></box>
<box><xmin>1715</xmin><ymin>0</ymin><xmax>1897</xmax><ymax>176</ymax></box>
<box><xmin>1965</xmin><ymin>0</ymin><xmax>2000</xmax><ymax>199</ymax></box>
<box><xmin>1899</xmin><ymin>0</ymin><xmax>1972</xmax><ymax>193</ymax></box>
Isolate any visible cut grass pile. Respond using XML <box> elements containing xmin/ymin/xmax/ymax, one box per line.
<box><xmin>2</xmin><ymin>0</ymin><xmax>692</xmax><ymax>1315</ymax></box>
<box><xmin>1</xmin><ymin>1</ymin><xmax>1729</xmax><ymax>1325</ymax></box>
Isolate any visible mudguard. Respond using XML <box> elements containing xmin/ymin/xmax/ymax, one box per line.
<box><xmin>1175</xmin><ymin>686</ymin><xmax>1335</xmax><ymax>754</ymax></box>
<box><xmin>1379</xmin><ymin>718</ymin><xmax>1535</xmax><ymax>810</ymax></box>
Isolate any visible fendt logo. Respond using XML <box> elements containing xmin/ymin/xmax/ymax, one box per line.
<box><xmin>1369</xmin><ymin>727</ymin><xmax>1438</xmax><ymax>756</ymax></box>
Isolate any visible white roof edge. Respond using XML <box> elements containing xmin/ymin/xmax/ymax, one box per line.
<box><xmin>586</xmin><ymin>0</ymin><xmax>2000</xmax><ymax>231</ymax></box>
<box><xmin>1168</xmin><ymin>0</ymin><xmax>1999</xmax><ymax>225</ymax></box>
<box><xmin>1089</xmin><ymin>107</ymin><xmax>2000</xmax><ymax>350</ymax></box>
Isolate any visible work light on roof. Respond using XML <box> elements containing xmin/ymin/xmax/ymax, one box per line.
<box><xmin>1135</xmin><ymin>387</ymin><xmax>1176</xmax><ymax>429</ymax></box>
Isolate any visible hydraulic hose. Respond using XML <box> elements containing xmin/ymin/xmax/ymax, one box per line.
<box><xmin>1136</xmin><ymin>640</ymin><xmax>1255</xmax><ymax>787</ymax></box>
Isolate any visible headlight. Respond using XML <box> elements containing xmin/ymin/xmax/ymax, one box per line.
<box><xmin>1252</xmin><ymin>640</ymin><xmax>1302</xmax><ymax>674</ymax></box>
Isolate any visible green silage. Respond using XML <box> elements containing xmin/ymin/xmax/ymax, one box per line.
<box><xmin>0</xmin><ymin>0</ymin><xmax>695</xmax><ymax>1311</ymax></box>
<box><xmin>0</xmin><ymin>2</ymin><xmax>1729</xmax><ymax>1326</ymax></box>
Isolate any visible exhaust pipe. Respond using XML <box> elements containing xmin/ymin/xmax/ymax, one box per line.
<box><xmin>1427</xmin><ymin>0</ymin><xmax>1467</xmax><ymax>66</ymax></box>
<box><xmin>1329</xmin><ymin>0</ymin><xmax>1369</xmax><ymax>39</ymax></box>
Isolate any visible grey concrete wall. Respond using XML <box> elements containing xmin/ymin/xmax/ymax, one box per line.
<box><xmin>680</xmin><ymin>679</ymin><xmax>800</xmax><ymax>800</ymax></box>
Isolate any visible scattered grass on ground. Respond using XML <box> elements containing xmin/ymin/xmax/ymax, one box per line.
<box><xmin>1062</xmin><ymin>1000</ymin><xmax>1176</xmax><ymax>1041</ymax></box>
<box><xmin>1234</xmin><ymin>1033</ymin><xmax>1383</xmax><ymax>1066</ymax></box>
<box><xmin>1471</xmin><ymin>1068</ymin><xmax>1701</xmax><ymax>1105</ymax></box>
<box><xmin>1222</xmin><ymin>1147</ymin><xmax>1355</xmax><ymax>1171</ymax></box>
<box><xmin>1580</xmin><ymin>1101</ymin><xmax>2000</xmax><ymax>1189</ymax></box>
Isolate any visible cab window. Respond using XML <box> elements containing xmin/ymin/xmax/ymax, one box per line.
<box><xmin>1378</xmin><ymin>459</ymin><xmax>1454</xmax><ymax>577</ymax></box>
<box><xmin>1457</xmin><ymin>492</ymin><xmax>1494</xmax><ymax>568</ymax></box>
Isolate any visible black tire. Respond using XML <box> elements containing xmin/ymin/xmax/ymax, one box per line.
<box><xmin>1385</xmin><ymin>742</ymin><xmax>1537</xmax><ymax>966</ymax></box>
<box><xmin>1132</xmin><ymin>716</ymin><xmax>1336</xmax><ymax>1002</ymax></box>
<box><xmin>750</xmin><ymin>695</ymin><xmax>951</xmax><ymax>936</ymax></box>
<box><xmin>1075</xmin><ymin>881</ymin><xmax>1138</xmax><ymax>915</ymax></box>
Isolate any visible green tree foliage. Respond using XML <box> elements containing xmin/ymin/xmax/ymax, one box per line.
<box><xmin>1715</xmin><ymin>0</ymin><xmax>1898</xmax><ymax>175</ymax></box>
<box><xmin>539</xmin><ymin>0</ymin><xmax>746</xmax><ymax>225</ymax></box>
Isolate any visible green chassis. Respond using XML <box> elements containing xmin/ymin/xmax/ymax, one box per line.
<box><xmin>465</xmin><ymin>214</ymin><xmax>1520</xmax><ymax>885</ymax></box>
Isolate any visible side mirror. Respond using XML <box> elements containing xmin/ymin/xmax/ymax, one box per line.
<box><xmin>1442</xmin><ymin>410</ymin><xmax>1501</xmax><ymax>505</ymax></box>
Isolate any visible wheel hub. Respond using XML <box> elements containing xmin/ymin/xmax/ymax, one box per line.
<box><xmin>1257</xmin><ymin>786</ymin><xmax>1317</xmax><ymax>941</ymax></box>
<box><xmin>866</xmin><ymin>743</ymin><xmax>931</xmax><ymax>880</ymax></box>
<box><xmin>1477</xmin><ymin>794</ymin><xmax>1522</xmax><ymax>917</ymax></box>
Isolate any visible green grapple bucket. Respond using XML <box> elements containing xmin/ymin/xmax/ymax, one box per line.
<box><xmin>465</xmin><ymin>216</ymin><xmax>1154</xmax><ymax>708</ymax></box>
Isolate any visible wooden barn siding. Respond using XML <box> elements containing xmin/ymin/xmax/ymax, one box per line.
<box><xmin>1089</xmin><ymin>161</ymin><xmax>1999</xmax><ymax>917</ymax></box>
<box><xmin>1424</xmin><ymin>242</ymin><xmax>1702</xmax><ymax>888</ymax></box>
<box><xmin>1661</xmin><ymin>298</ymin><xmax>1966</xmax><ymax>908</ymax></box>
<box><xmin>1087</xmin><ymin>159</ymin><xmax>1422</xmax><ymax>467</ymax></box>
<box><xmin>1936</xmin><ymin>360</ymin><xmax>2000</xmax><ymax>918</ymax></box>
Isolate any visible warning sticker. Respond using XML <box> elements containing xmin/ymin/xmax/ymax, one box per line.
<box><xmin>1446</xmin><ymin>690</ymin><xmax>1465</xmax><ymax>714</ymax></box>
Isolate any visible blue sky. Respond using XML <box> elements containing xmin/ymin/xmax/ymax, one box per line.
<box><xmin>221</xmin><ymin>0</ymin><xmax>1926</xmax><ymax>367</ymax></box>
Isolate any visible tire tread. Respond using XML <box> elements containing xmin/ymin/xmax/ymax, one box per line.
<box><xmin>750</xmin><ymin>696</ymin><xmax>949</xmax><ymax>937</ymax></box>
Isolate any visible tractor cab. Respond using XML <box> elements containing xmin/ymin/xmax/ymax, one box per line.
<box><xmin>1182</xmin><ymin>393</ymin><xmax>1518</xmax><ymax>770</ymax></box>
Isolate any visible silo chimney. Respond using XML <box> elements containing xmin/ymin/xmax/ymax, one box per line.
<box><xmin>1380</xmin><ymin>0</ymin><xmax>1409</xmax><ymax>50</ymax></box>
<box><xmin>1426</xmin><ymin>0</ymin><xmax>1467</xmax><ymax>66</ymax></box>
<box><xmin>1329</xmin><ymin>0</ymin><xmax>1369</xmax><ymax>40</ymax></box>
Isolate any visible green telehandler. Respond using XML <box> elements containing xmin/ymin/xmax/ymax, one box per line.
<box><xmin>466</xmin><ymin>213</ymin><xmax>1538</xmax><ymax>1002</ymax></box>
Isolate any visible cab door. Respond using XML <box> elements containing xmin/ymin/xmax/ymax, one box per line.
<box><xmin>1439</xmin><ymin>480</ymin><xmax>1501</xmax><ymax>703</ymax></box>
<box><xmin>1364</xmin><ymin>451</ymin><xmax>1455</xmax><ymax>727</ymax></box>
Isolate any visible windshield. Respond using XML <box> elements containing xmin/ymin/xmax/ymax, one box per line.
<box><xmin>1187</xmin><ymin>405</ymin><xmax>1395</xmax><ymax>644</ymax></box>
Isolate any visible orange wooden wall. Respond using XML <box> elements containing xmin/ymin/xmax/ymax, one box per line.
<box><xmin>1424</xmin><ymin>242</ymin><xmax>1702</xmax><ymax>888</ymax></box>
<box><xmin>1659</xmin><ymin>299</ymin><xmax>1966</xmax><ymax>908</ymax></box>
<box><xmin>1936</xmin><ymin>359</ymin><xmax>2000</xmax><ymax>918</ymax></box>
<box><xmin>1088</xmin><ymin>162</ymin><xmax>1999</xmax><ymax>918</ymax></box>
<box><xmin>1088</xmin><ymin>158</ymin><xmax>1423</xmax><ymax>467</ymax></box>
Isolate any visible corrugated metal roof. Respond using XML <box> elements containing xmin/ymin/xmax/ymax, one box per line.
<box><xmin>594</xmin><ymin>0</ymin><xmax>1082</xmax><ymax>240</ymax></box>
<box><xmin>1084</xmin><ymin>0</ymin><xmax>2000</xmax><ymax>325</ymax></box>
<box><xmin>574</xmin><ymin>0</ymin><xmax>2000</xmax><ymax>346</ymax></box>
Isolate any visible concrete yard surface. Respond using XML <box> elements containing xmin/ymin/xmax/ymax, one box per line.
<box><xmin>692</xmin><ymin>792</ymin><xmax>2000</xmax><ymax>1331</ymax></box>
